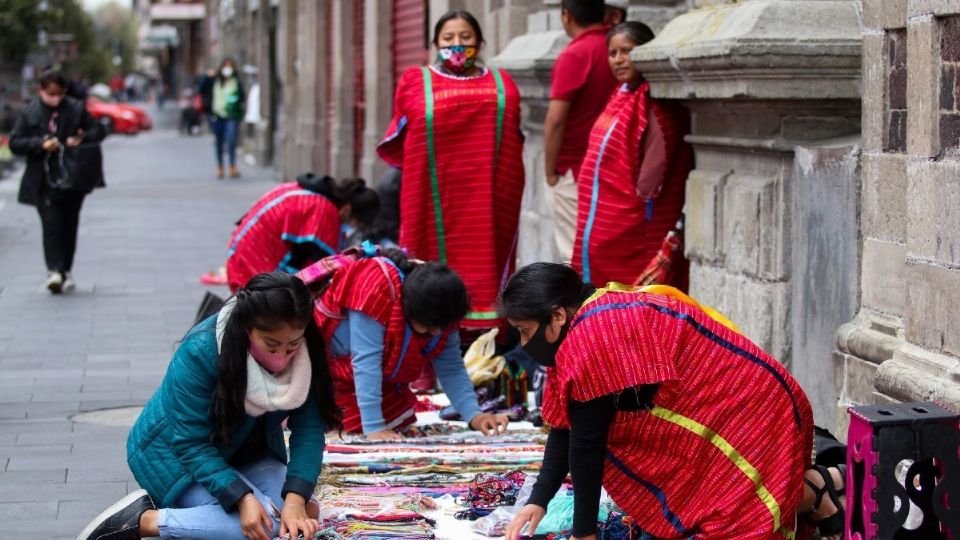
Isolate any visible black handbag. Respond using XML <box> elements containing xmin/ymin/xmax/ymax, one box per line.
<box><xmin>43</xmin><ymin>143</ymin><xmax>102</xmax><ymax>192</ymax></box>
<box><xmin>193</xmin><ymin>292</ymin><xmax>225</xmax><ymax>326</ymax></box>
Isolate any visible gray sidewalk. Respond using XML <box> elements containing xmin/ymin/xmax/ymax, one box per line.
<box><xmin>0</xmin><ymin>107</ymin><xmax>275</xmax><ymax>539</ymax></box>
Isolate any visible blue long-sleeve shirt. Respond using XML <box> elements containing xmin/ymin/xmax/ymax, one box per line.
<box><xmin>330</xmin><ymin>310</ymin><xmax>482</xmax><ymax>434</ymax></box>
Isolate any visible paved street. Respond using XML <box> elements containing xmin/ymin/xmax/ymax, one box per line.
<box><xmin>0</xmin><ymin>107</ymin><xmax>276</xmax><ymax>539</ymax></box>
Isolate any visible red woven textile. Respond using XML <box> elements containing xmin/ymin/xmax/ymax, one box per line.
<box><xmin>226</xmin><ymin>182</ymin><xmax>340</xmax><ymax>292</ymax></box>
<box><xmin>571</xmin><ymin>83</ymin><xmax>690</xmax><ymax>289</ymax></box>
<box><xmin>314</xmin><ymin>258</ymin><xmax>450</xmax><ymax>433</ymax></box>
<box><xmin>377</xmin><ymin>66</ymin><xmax>525</xmax><ymax>329</ymax></box>
<box><xmin>542</xmin><ymin>287</ymin><xmax>814</xmax><ymax>539</ymax></box>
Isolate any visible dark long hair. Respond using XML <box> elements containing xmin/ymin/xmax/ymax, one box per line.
<box><xmin>432</xmin><ymin>10</ymin><xmax>485</xmax><ymax>46</ymax></box>
<box><xmin>211</xmin><ymin>272</ymin><xmax>342</xmax><ymax>445</ymax></box>
<box><xmin>607</xmin><ymin>21</ymin><xmax>656</xmax><ymax>46</ymax></box>
<box><xmin>499</xmin><ymin>263</ymin><xmax>595</xmax><ymax>322</ymax></box>
<box><xmin>380</xmin><ymin>248</ymin><xmax>470</xmax><ymax>328</ymax></box>
<box><xmin>560</xmin><ymin>0</ymin><xmax>605</xmax><ymax>27</ymax></box>
<box><xmin>298</xmin><ymin>174</ymin><xmax>380</xmax><ymax>226</ymax></box>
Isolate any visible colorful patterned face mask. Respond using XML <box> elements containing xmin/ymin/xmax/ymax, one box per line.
<box><xmin>438</xmin><ymin>45</ymin><xmax>478</xmax><ymax>73</ymax></box>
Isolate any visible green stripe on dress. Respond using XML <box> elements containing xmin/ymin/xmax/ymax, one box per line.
<box><xmin>421</xmin><ymin>66</ymin><xmax>448</xmax><ymax>263</ymax></box>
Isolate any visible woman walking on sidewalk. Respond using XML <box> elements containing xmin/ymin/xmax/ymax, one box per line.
<box><xmin>377</xmin><ymin>10</ymin><xmax>525</xmax><ymax>333</ymax></box>
<box><xmin>77</xmin><ymin>273</ymin><xmax>341</xmax><ymax>540</ymax></box>
<box><xmin>10</xmin><ymin>70</ymin><xmax>106</xmax><ymax>294</ymax></box>
<box><xmin>501</xmin><ymin>264</ymin><xmax>845</xmax><ymax>540</ymax></box>
<box><xmin>211</xmin><ymin>58</ymin><xmax>245</xmax><ymax>179</ymax></box>
<box><xmin>313</xmin><ymin>248</ymin><xmax>509</xmax><ymax>440</ymax></box>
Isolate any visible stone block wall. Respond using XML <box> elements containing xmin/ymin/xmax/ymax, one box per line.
<box><xmin>632</xmin><ymin>0</ymin><xmax>863</xmax><ymax>428</ymax></box>
<box><xmin>836</xmin><ymin>0</ymin><xmax>960</xmax><ymax>437</ymax></box>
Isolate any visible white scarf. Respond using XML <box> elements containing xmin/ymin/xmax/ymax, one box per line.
<box><xmin>216</xmin><ymin>297</ymin><xmax>313</xmax><ymax>416</ymax></box>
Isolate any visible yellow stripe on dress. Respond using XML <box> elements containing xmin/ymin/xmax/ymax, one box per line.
<box><xmin>649</xmin><ymin>405</ymin><xmax>784</xmax><ymax>533</ymax></box>
<box><xmin>582</xmin><ymin>283</ymin><xmax>742</xmax><ymax>335</ymax></box>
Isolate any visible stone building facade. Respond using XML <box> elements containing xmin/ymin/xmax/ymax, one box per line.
<box><xmin>203</xmin><ymin>0</ymin><xmax>959</xmax><ymax>435</ymax></box>
<box><xmin>834</xmin><ymin>0</ymin><xmax>960</xmax><ymax>435</ymax></box>
<box><xmin>633</xmin><ymin>0</ymin><xmax>865</xmax><ymax>428</ymax></box>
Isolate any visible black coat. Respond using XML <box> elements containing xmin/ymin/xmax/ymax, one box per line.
<box><xmin>9</xmin><ymin>96</ymin><xmax>106</xmax><ymax>206</ymax></box>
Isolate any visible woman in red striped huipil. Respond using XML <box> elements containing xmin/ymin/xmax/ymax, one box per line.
<box><xmin>225</xmin><ymin>174</ymin><xmax>379</xmax><ymax>292</ymax></box>
<box><xmin>313</xmin><ymin>249</ymin><xmax>510</xmax><ymax>441</ymax></box>
<box><xmin>378</xmin><ymin>10</ymin><xmax>525</xmax><ymax>331</ymax></box>
<box><xmin>501</xmin><ymin>263</ymin><xmax>845</xmax><ymax>540</ymax></box>
<box><xmin>571</xmin><ymin>22</ymin><xmax>691</xmax><ymax>290</ymax></box>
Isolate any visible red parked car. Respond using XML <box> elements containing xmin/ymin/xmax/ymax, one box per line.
<box><xmin>85</xmin><ymin>96</ymin><xmax>152</xmax><ymax>135</ymax></box>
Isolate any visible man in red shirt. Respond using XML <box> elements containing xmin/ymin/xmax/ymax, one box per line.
<box><xmin>545</xmin><ymin>0</ymin><xmax>618</xmax><ymax>263</ymax></box>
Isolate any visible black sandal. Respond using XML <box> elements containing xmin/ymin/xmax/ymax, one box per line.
<box><xmin>804</xmin><ymin>464</ymin><xmax>846</xmax><ymax>537</ymax></box>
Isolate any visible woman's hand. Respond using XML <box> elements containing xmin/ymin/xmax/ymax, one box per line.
<box><xmin>238</xmin><ymin>493</ymin><xmax>273</xmax><ymax>540</ymax></box>
<box><xmin>41</xmin><ymin>137</ymin><xmax>60</xmax><ymax>152</ymax></box>
<box><xmin>366</xmin><ymin>427</ymin><xmax>403</xmax><ymax>441</ymax></box>
<box><xmin>469</xmin><ymin>412</ymin><xmax>510</xmax><ymax>436</ymax></box>
<box><xmin>65</xmin><ymin>129</ymin><xmax>84</xmax><ymax>147</ymax></box>
<box><xmin>504</xmin><ymin>504</ymin><xmax>546</xmax><ymax>540</ymax></box>
<box><xmin>279</xmin><ymin>495</ymin><xmax>320</xmax><ymax>540</ymax></box>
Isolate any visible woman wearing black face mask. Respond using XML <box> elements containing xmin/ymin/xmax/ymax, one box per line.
<box><xmin>377</xmin><ymin>10</ymin><xmax>525</xmax><ymax>336</ymax></box>
<box><xmin>500</xmin><ymin>263</ymin><xmax>844</xmax><ymax>540</ymax></box>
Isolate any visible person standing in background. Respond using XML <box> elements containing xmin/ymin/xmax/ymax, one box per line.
<box><xmin>211</xmin><ymin>58</ymin><xmax>245</xmax><ymax>179</ymax></box>
<box><xmin>571</xmin><ymin>22</ymin><xmax>691</xmax><ymax>290</ymax></box>
<box><xmin>604</xmin><ymin>0</ymin><xmax>628</xmax><ymax>26</ymax></box>
<box><xmin>543</xmin><ymin>0</ymin><xmax>618</xmax><ymax>264</ymax></box>
<box><xmin>197</xmin><ymin>67</ymin><xmax>217</xmax><ymax>126</ymax></box>
<box><xmin>377</xmin><ymin>10</ymin><xmax>525</xmax><ymax>332</ymax></box>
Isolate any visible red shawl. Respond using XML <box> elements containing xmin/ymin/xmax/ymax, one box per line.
<box><xmin>571</xmin><ymin>83</ymin><xmax>691</xmax><ymax>289</ymax></box>
<box><xmin>542</xmin><ymin>285</ymin><xmax>813</xmax><ymax>539</ymax></box>
<box><xmin>226</xmin><ymin>182</ymin><xmax>340</xmax><ymax>292</ymax></box>
<box><xmin>378</xmin><ymin>66</ymin><xmax>525</xmax><ymax>329</ymax></box>
<box><xmin>314</xmin><ymin>258</ymin><xmax>451</xmax><ymax>432</ymax></box>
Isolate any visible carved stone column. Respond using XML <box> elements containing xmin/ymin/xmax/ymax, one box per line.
<box><xmin>633</xmin><ymin>0</ymin><xmax>863</xmax><ymax>427</ymax></box>
<box><xmin>833</xmin><ymin>0</ymin><xmax>960</xmax><ymax>437</ymax></box>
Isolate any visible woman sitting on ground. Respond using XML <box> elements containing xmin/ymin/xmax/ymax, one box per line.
<box><xmin>78</xmin><ymin>273</ymin><xmax>340</xmax><ymax>540</ymax></box>
<box><xmin>501</xmin><ymin>263</ymin><xmax>845</xmax><ymax>540</ymax></box>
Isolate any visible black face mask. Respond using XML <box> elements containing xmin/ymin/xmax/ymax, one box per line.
<box><xmin>522</xmin><ymin>318</ymin><xmax>570</xmax><ymax>368</ymax></box>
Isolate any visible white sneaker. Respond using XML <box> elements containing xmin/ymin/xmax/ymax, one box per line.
<box><xmin>62</xmin><ymin>272</ymin><xmax>76</xmax><ymax>293</ymax></box>
<box><xmin>46</xmin><ymin>271</ymin><xmax>63</xmax><ymax>294</ymax></box>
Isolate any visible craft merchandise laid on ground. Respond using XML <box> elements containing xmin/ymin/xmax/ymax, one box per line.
<box><xmin>277</xmin><ymin>401</ymin><xmax>638</xmax><ymax>540</ymax></box>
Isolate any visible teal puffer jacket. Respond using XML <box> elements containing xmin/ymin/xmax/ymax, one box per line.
<box><xmin>127</xmin><ymin>316</ymin><xmax>327</xmax><ymax>510</ymax></box>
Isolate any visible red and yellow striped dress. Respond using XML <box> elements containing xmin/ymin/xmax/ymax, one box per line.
<box><xmin>571</xmin><ymin>82</ymin><xmax>691</xmax><ymax>289</ymax></box>
<box><xmin>226</xmin><ymin>182</ymin><xmax>340</xmax><ymax>292</ymax></box>
<box><xmin>314</xmin><ymin>258</ymin><xmax>451</xmax><ymax>433</ymax></box>
<box><xmin>377</xmin><ymin>65</ymin><xmax>525</xmax><ymax>329</ymax></box>
<box><xmin>542</xmin><ymin>285</ymin><xmax>814</xmax><ymax>539</ymax></box>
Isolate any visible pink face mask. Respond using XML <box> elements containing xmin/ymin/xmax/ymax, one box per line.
<box><xmin>248</xmin><ymin>335</ymin><xmax>301</xmax><ymax>373</ymax></box>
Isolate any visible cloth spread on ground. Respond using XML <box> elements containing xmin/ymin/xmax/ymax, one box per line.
<box><xmin>304</xmin><ymin>416</ymin><xmax>555</xmax><ymax>539</ymax></box>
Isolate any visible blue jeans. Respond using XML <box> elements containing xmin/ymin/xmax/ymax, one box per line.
<box><xmin>211</xmin><ymin>116</ymin><xmax>238</xmax><ymax>167</ymax></box>
<box><xmin>157</xmin><ymin>457</ymin><xmax>284</xmax><ymax>539</ymax></box>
